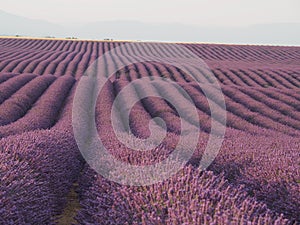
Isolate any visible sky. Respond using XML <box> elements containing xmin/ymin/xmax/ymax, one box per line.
<box><xmin>1</xmin><ymin>0</ymin><xmax>299</xmax><ymax>27</ymax></box>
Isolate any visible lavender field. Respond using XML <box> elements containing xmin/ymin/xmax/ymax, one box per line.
<box><xmin>0</xmin><ymin>37</ymin><xmax>299</xmax><ymax>224</ymax></box>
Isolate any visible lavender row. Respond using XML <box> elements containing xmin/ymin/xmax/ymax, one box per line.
<box><xmin>0</xmin><ymin>73</ymin><xmax>36</xmax><ymax>104</ymax></box>
<box><xmin>0</xmin><ymin>74</ymin><xmax>56</xmax><ymax>126</ymax></box>
<box><xmin>0</xmin><ymin>72</ymin><xmax>18</xmax><ymax>84</ymax></box>
<box><xmin>0</xmin><ymin>129</ymin><xmax>83</xmax><ymax>224</ymax></box>
<box><xmin>180</xmin><ymin>83</ymin><xmax>264</xmax><ymax>134</ymax></box>
<box><xmin>238</xmin><ymin>87</ymin><xmax>300</xmax><ymax>122</ymax></box>
<box><xmin>0</xmin><ymin>75</ymin><xmax>75</xmax><ymax>138</ymax></box>
<box><xmin>94</xmin><ymin>78</ymin><xmax>168</xmax><ymax>165</ymax></box>
<box><xmin>220</xmin><ymin>85</ymin><xmax>299</xmax><ymax>135</ymax></box>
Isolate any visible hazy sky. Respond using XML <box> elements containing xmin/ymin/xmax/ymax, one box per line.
<box><xmin>1</xmin><ymin>0</ymin><xmax>299</xmax><ymax>26</ymax></box>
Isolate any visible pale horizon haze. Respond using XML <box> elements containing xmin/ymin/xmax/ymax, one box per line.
<box><xmin>1</xmin><ymin>0</ymin><xmax>299</xmax><ymax>27</ymax></box>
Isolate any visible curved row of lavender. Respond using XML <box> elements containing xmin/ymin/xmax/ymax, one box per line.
<box><xmin>0</xmin><ymin>38</ymin><xmax>299</xmax><ymax>224</ymax></box>
<box><xmin>0</xmin><ymin>75</ymin><xmax>75</xmax><ymax>138</ymax></box>
<box><xmin>0</xmin><ymin>74</ymin><xmax>55</xmax><ymax>126</ymax></box>
<box><xmin>0</xmin><ymin>129</ymin><xmax>83</xmax><ymax>224</ymax></box>
<box><xmin>0</xmin><ymin>73</ymin><xmax>36</xmax><ymax>104</ymax></box>
<box><xmin>0</xmin><ymin>72</ymin><xmax>18</xmax><ymax>84</ymax></box>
